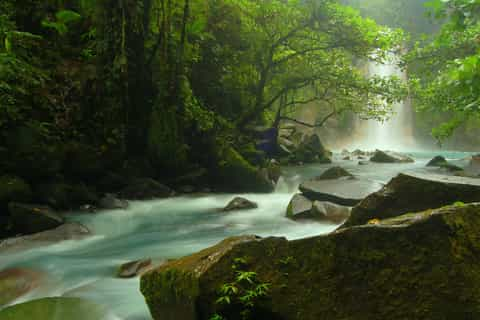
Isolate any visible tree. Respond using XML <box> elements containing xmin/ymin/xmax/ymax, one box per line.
<box><xmin>216</xmin><ymin>0</ymin><xmax>405</xmax><ymax>131</ymax></box>
<box><xmin>407</xmin><ymin>0</ymin><xmax>480</xmax><ymax>143</ymax></box>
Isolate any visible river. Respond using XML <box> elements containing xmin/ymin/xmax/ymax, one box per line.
<box><xmin>0</xmin><ymin>150</ymin><xmax>474</xmax><ymax>319</ymax></box>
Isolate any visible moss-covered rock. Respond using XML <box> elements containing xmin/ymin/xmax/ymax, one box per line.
<box><xmin>214</xmin><ymin>146</ymin><xmax>274</xmax><ymax>193</ymax></box>
<box><xmin>0</xmin><ymin>297</ymin><xmax>111</xmax><ymax>320</ymax></box>
<box><xmin>141</xmin><ymin>203</ymin><xmax>480</xmax><ymax>320</ymax></box>
<box><xmin>343</xmin><ymin>172</ymin><xmax>480</xmax><ymax>228</ymax></box>
<box><xmin>426</xmin><ymin>155</ymin><xmax>447</xmax><ymax>167</ymax></box>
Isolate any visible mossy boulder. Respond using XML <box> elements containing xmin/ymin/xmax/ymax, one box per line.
<box><xmin>8</xmin><ymin>203</ymin><xmax>64</xmax><ymax>235</ymax></box>
<box><xmin>343</xmin><ymin>172</ymin><xmax>480</xmax><ymax>228</ymax></box>
<box><xmin>0</xmin><ymin>297</ymin><xmax>111</xmax><ymax>320</ymax></box>
<box><xmin>0</xmin><ymin>176</ymin><xmax>32</xmax><ymax>210</ymax></box>
<box><xmin>141</xmin><ymin>203</ymin><xmax>480</xmax><ymax>320</ymax></box>
<box><xmin>214</xmin><ymin>146</ymin><xmax>274</xmax><ymax>193</ymax></box>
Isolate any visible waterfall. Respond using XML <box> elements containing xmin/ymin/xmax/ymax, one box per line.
<box><xmin>349</xmin><ymin>57</ymin><xmax>416</xmax><ymax>152</ymax></box>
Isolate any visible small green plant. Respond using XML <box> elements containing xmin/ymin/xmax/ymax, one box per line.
<box><xmin>210</xmin><ymin>257</ymin><xmax>270</xmax><ymax>320</ymax></box>
<box><xmin>41</xmin><ymin>10</ymin><xmax>81</xmax><ymax>35</ymax></box>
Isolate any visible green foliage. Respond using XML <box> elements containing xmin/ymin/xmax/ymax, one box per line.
<box><xmin>210</xmin><ymin>257</ymin><xmax>271</xmax><ymax>320</ymax></box>
<box><xmin>41</xmin><ymin>10</ymin><xmax>82</xmax><ymax>35</ymax></box>
<box><xmin>407</xmin><ymin>0</ymin><xmax>480</xmax><ymax>142</ymax></box>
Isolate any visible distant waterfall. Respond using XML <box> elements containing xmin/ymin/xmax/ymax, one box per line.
<box><xmin>350</xmin><ymin>57</ymin><xmax>416</xmax><ymax>152</ymax></box>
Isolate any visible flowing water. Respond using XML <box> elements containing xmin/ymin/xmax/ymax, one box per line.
<box><xmin>349</xmin><ymin>58</ymin><xmax>417</xmax><ymax>152</ymax></box>
<box><xmin>0</xmin><ymin>151</ymin><xmax>474</xmax><ymax>319</ymax></box>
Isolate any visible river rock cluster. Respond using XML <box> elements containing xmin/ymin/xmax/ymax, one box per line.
<box><xmin>140</xmin><ymin>171</ymin><xmax>480</xmax><ymax>320</ymax></box>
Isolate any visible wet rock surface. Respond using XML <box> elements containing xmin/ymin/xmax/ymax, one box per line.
<box><xmin>299</xmin><ymin>178</ymin><xmax>383</xmax><ymax>206</ymax></box>
<box><xmin>343</xmin><ymin>172</ymin><xmax>480</xmax><ymax>227</ymax></box>
<box><xmin>141</xmin><ymin>203</ymin><xmax>480</xmax><ymax>320</ymax></box>
<box><xmin>222</xmin><ymin>197</ymin><xmax>258</xmax><ymax>212</ymax></box>
<box><xmin>118</xmin><ymin>259</ymin><xmax>152</xmax><ymax>278</ymax></box>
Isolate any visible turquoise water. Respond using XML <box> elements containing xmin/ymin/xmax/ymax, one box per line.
<box><xmin>0</xmin><ymin>151</ymin><xmax>475</xmax><ymax>319</ymax></box>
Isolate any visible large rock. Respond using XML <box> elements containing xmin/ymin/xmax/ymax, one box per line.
<box><xmin>286</xmin><ymin>194</ymin><xmax>313</xmax><ymax>219</ymax></box>
<box><xmin>343</xmin><ymin>172</ymin><xmax>480</xmax><ymax>228</ymax></box>
<box><xmin>370</xmin><ymin>150</ymin><xmax>414</xmax><ymax>163</ymax></box>
<box><xmin>120</xmin><ymin>178</ymin><xmax>173</xmax><ymax>200</ymax></box>
<box><xmin>141</xmin><ymin>203</ymin><xmax>480</xmax><ymax>320</ymax></box>
<box><xmin>8</xmin><ymin>203</ymin><xmax>64</xmax><ymax>235</ymax></box>
<box><xmin>0</xmin><ymin>297</ymin><xmax>111</xmax><ymax>320</ymax></box>
<box><xmin>0</xmin><ymin>223</ymin><xmax>90</xmax><ymax>253</ymax></box>
<box><xmin>315</xmin><ymin>166</ymin><xmax>353</xmax><ymax>180</ymax></box>
<box><xmin>294</xmin><ymin>134</ymin><xmax>331</xmax><ymax>164</ymax></box>
<box><xmin>222</xmin><ymin>197</ymin><xmax>258</xmax><ymax>212</ymax></box>
<box><xmin>299</xmin><ymin>178</ymin><xmax>383</xmax><ymax>206</ymax></box>
<box><xmin>0</xmin><ymin>268</ymin><xmax>43</xmax><ymax>306</ymax></box>
<box><xmin>213</xmin><ymin>146</ymin><xmax>274</xmax><ymax>193</ymax></box>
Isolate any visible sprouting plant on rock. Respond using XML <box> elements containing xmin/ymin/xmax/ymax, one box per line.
<box><xmin>210</xmin><ymin>257</ymin><xmax>270</xmax><ymax>320</ymax></box>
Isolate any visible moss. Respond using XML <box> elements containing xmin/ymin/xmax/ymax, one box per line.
<box><xmin>141</xmin><ymin>204</ymin><xmax>480</xmax><ymax>320</ymax></box>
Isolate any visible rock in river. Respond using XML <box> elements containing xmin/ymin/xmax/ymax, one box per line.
<box><xmin>426</xmin><ymin>155</ymin><xmax>447</xmax><ymax>167</ymax></box>
<box><xmin>370</xmin><ymin>150</ymin><xmax>414</xmax><ymax>163</ymax></box>
<box><xmin>140</xmin><ymin>203</ymin><xmax>480</xmax><ymax>320</ymax></box>
<box><xmin>222</xmin><ymin>197</ymin><xmax>258</xmax><ymax>212</ymax></box>
<box><xmin>117</xmin><ymin>259</ymin><xmax>152</xmax><ymax>278</ymax></box>
<box><xmin>286</xmin><ymin>194</ymin><xmax>313</xmax><ymax>219</ymax></box>
<box><xmin>8</xmin><ymin>203</ymin><xmax>64</xmax><ymax>235</ymax></box>
<box><xmin>343</xmin><ymin>172</ymin><xmax>480</xmax><ymax>228</ymax></box>
<box><xmin>299</xmin><ymin>178</ymin><xmax>383</xmax><ymax>206</ymax></box>
<box><xmin>98</xmin><ymin>193</ymin><xmax>129</xmax><ymax>210</ymax></box>
<box><xmin>0</xmin><ymin>223</ymin><xmax>90</xmax><ymax>253</ymax></box>
<box><xmin>315</xmin><ymin>166</ymin><xmax>353</xmax><ymax>180</ymax></box>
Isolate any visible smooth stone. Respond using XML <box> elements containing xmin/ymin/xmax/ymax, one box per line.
<box><xmin>0</xmin><ymin>268</ymin><xmax>44</xmax><ymax>306</ymax></box>
<box><xmin>117</xmin><ymin>259</ymin><xmax>152</xmax><ymax>278</ymax></box>
<box><xmin>98</xmin><ymin>193</ymin><xmax>129</xmax><ymax>210</ymax></box>
<box><xmin>426</xmin><ymin>155</ymin><xmax>447</xmax><ymax>167</ymax></box>
<box><xmin>343</xmin><ymin>172</ymin><xmax>480</xmax><ymax>228</ymax></box>
<box><xmin>358</xmin><ymin>161</ymin><xmax>369</xmax><ymax>166</ymax></box>
<box><xmin>8</xmin><ymin>203</ymin><xmax>64</xmax><ymax>235</ymax></box>
<box><xmin>222</xmin><ymin>197</ymin><xmax>258</xmax><ymax>211</ymax></box>
<box><xmin>286</xmin><ymin>194</ymin><xmax>313</xmax><ymax>219</ymax></box>
<box><xmin>0</xmin><ymin>223</ymin><xmax>90</xmax><ymax>253</ymax></box>
<box><xmin>0</xmin><ymin>297</ymin><xmax>112</xmax><ymax>320</ymax></box>
<box><xmin>370</xmin><ymin>150</ymin><xmax>414</xmax><ymax>163</ymax></box>
<box><xmin>311</xmin><ymin>201</ymin><xmax>351</xmax><ymax>223</ymax></box>
<box><xmin>315</xmin><ymin>166</ymin><xmax>353</xmax><ymax>180</ymax></box>
<box><xmin>299</xmin><ymin>178</ymin><xmax>383</xmax><ymax>206</ymax></box>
